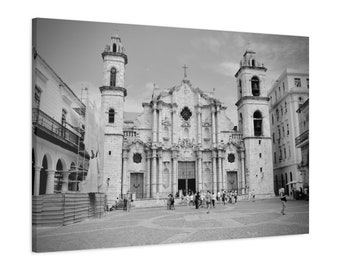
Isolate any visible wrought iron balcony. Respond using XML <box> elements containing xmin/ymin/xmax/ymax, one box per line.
<box><xmin>295</xmin><ymin>130</ymin><xmax>309</xmax><ymax>147</ymax></box>
<box><xmin>32</xmin><ymin>108</ymin><xmax>82</xmax><ymax>152</ymax></box>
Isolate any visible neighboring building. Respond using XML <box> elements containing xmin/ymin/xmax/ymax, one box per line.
<box><xmin>32</xmin><ymin>49</ymin><xmax>89</xmax><ymax>196</ymax></box>
<box><xmin>268</xmin><ymin>69</ymin><xmax>309</xmax><ymax>195</ymax></box>
<box><xmin>296</xmin><ymin>99</ymin><xmax>309</xmax><ymax>188</ymax></box>
<box><xmin>101</xmin><ymin>35</ymin><xmax>274</xmax><ymax>202</ymax></box>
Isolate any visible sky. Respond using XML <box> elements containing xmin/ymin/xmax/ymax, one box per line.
<box><xmin>34</xmin><ymin>18</ymin><xmax>309</xmax><ymax>124</ymax></box>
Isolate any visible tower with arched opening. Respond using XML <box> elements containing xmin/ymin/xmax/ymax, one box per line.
<box><xmin>235</xmin><ymin>49</ymin><xmax>274</xmax><ymax>197</ymax></box>
<box><xmin>99</xmin><ymin>34</ymin><xmax>128</xmax><ymax>201</ymax></box>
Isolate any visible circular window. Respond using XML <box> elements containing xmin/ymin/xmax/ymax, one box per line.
<box><xmin>228</xmin><ymin>153</ymin><xmax>235</xmax><ymax>163</ymax></box>
<box><xmin>180</xmin><ymin>106</ymin><xmax>192</xmax><ymax>121</ymax></box>
<box><xmin>133</xmin><ymin>153</ymin><xmax>142</xmax><ymax>163</ymax></box>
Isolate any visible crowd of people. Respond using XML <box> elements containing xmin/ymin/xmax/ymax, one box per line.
<box><xmin>167</xmin><ymin>189</ymin><xmax>241</xmax><ymax>214</ymax></box>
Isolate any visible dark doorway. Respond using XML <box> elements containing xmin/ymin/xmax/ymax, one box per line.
<box><xmin>130</xmin><ymin>173</ymin><xmax>144</xmax><ymax>199</ymax></box>
<box><xmin>39</xmin><ymin>155</ymin><xmax>48</xmax><ymax>195</ymax></box>
<box><xmin>227</xmin><ymin>171</ymin><xmax>238</xmax><ymax>191</ymax></box>
<box><xmin>178</xmin><ymin>162</ymin><xmax>196</xmax><ymax>195</ymax></box>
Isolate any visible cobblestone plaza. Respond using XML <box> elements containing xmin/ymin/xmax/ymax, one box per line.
<box><xmin>32</xmin><ymin>198</ymin><xmax>308</xmax><ymax>252</ymax></box>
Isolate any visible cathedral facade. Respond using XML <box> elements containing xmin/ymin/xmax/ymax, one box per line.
<box><xmin>100</xmin><ymin>35</ymin><xmax>274</xmax><ymax>202</ymax></box>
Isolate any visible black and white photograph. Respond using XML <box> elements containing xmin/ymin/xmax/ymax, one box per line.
<box><xmin>2</xmin><ymin>1</ymin><xmax>340</xmax><ymax>269</ymax></box>
<box><xmin>32</xmin><ymin>18</ymin><xmax>309</xmax><ymax>252</ymax></box>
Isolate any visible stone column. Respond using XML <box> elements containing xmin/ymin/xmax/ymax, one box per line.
<box><xmin>172</xmin><ymin>150</ymin><xmax>178</xmax><ymax>195</ymax></box>
<box><xmin>216</xmin><ymin>106</ymin><xmax>221</xmax><ymax>144</ymax></box>
<box><xmin>171</xmin><ymin>105</ymin><xmax>178</xmax><ymax>145</ymax></box>
<box><xmin>217</xmin><ymin>149</ymin><xmax>223</xmax><ymax>192</ymax></box>
<box><xmin>241</xmin><ymin>150</ymin><xmax>246</xmax><ymax>194</ymax></box>
<box><xmin>197</xmin><ymin>151</ymin><xmax>202</xmax><ymax>191</ymax></box>
<box><xmin>46</xmin><ymin>169</ymin><xmax>56</xmax><ymax>194</ymax></box>
<box><xmin>151</xmin><ymin>148</ymin><xmax>157</xmax><ymax>198</ymax></box>
<box><xmin>152</xmin><ymin>103</ymin><xmax>157</xmax><ymax>143</ymax></box>
<box><xmin>221</xmin><ymin>154</ymin><xmax>225</xmax><ymax>191</ymax></box>
<box><xmin>145</xmin><ymin>150</ymin><xmax>151</xmax><ymax>198</ymax></box>
<box><xmin>33</xmin><ymin>165</ymin><xmax>42</xmax><ymax>196</ymax></box>
<box><xmin>211</xmin><ymin>106</ymin><xmax>216</xmax><ymax>146</ymax></box>
<box><xmin>158</xmin><ymin>104</ymin><xmax>162</xmax><ymax>143</ymax></box>
<box><xmin>196</xmin><ymin>106</ymin><xmax>202</xmax><ymax>145</ymax></box>
<box><xmin>212</xmin><ymin>151</ymin><xmax>217</xmax><ymax>193</ymax></box>
<box><xmin>158</xmin><ymin>150</ymin><xmax>163</xmax><ymax>194</ymax></box>
<box><xmin>61</xmin><ymin>172</ymin><xmax>70</xmax><ymax>192</ymax></box>
<box><xmin>122</xmin><ymin>149</ymin><xmax>129</xmax><ymax>194</ymax></box>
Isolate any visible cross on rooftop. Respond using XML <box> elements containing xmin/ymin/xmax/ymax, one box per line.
<box><xmin>182</xmin><ymin>64</ymin><xmax>188</xmax><ymax>78</ymax></box>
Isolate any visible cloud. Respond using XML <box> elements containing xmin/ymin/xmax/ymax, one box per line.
<box><xmin>215</xmin><ymin>61</ymin><xmax>240</xmax><ymax>76</ymax></box>
<box><xmin>191</xmin><ymin>36</ymin><xmax>224</xmax><ymax>53</ymax></box>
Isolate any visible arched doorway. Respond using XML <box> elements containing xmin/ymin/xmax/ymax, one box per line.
<box><xmin>39</xmin><ymin>155</ymin><xmax>48</xmax><ymax>195</ymax></box>
<box><xmin>68</xmin><ymin>162</ymin><xmax>76</xmax><ymax>191</ymax></box>
<box><xmin>32</xmin><ymin>149</ymin><xmax>35</xmax><ymax>195</ymax></box>
<box><xmin>55</xmin><ymin>159</ymin><xmax>64</xmax><ymax>193</ymax></box>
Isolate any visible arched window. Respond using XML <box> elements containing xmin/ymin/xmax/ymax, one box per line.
<box><xmin>112</xmin><ymin>43</ymin><xmax>117</xmax><ymax>52</ymax></box>
<box><xmin>252</xmin><ymin>59</ymin><xmax>256</xmax><ymax>67</ymax></box>
<box><xmin>110</xmin><ymin>68</ymin><xmax>116</xmax><ymax>87</ymax></box>
<box><xmin>253</xmin><ymin>111</ymin><xmax>262</xmax><ymax>136</ymax></box>
<box><xmin>239</xmin><ymin>113</ymin><xmax>243</xmax><ymax>132</ymax></box>
<box><xmin>251</xmin><ymin>76</ymin><xmax>260</xmax><ymax>96</ymax></box>
<box><xmin>108</xmin><ymin>109</ymin><xmax>115</xmax><ymax>123</ymax></box>
<box><xmin>238</xmin><ymin>79</ymin><xmax>242</xmax><ymax>95</ymax></box>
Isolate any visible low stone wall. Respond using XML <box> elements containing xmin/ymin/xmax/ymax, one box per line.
<box><xmin>32</xmin><ymin>192</ymin><xmax>106</xmax><ymax>227</ymax></box>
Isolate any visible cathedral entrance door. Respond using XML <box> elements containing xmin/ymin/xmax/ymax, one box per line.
<box><xmin>227</xmin><ymin>171</ymin><xmax>238</xmax><ymax>192</ymax></box>
<box><xmin>178</xmin><ymin>162</ymin><xmax>196</xmax><ymax>195</ymax></box>
<box><xmin>130</xmin><ymin>173</ymin><xmax>144</xmax><ymax>199</ymax></box>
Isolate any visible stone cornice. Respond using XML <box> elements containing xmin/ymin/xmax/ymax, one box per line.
<box><xmin>235</xmin><ymin>96</ymin><xmax>269</xmax><ymax>107</ymax></box>
<box><xmin>99</xmin><ymin>86</ymin><xmax>127</xmax><ymax>97</ymax></box>
<box><xmin>101</xmin><ymin>51</ymin><xmax>128</xmax><ymax>64</ymax></box>
<box><xmin>235</xmin><ymin>65</ymin><xmax>267</xmax><ymax>78</ymax></box>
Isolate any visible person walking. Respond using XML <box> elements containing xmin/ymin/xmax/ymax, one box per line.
<box><xmin>212</xmin><ymin>192</ymin><xmax>216</xmax><ymax>208</ymax></box>
<box><xmin>170</xmin><ymin>194</ymin><xmax>175</xmax><ymax>210</ymax></box>
<box><xmin>194</xmin><ymin>192</ymin><xmax>200</xmax><ymax>209</ymax></box>
<box><xmin>222</xmin><ymin>190</ymin><xmax>226</xmax><ymax>205</ymax></box>
<box><xmin>123</xmin><ymin>194</ymin><xmax>128</xmax><ymax>211</ymax></box>
<box><xmin>279</xmin><ymin>187</ymin><xmax>287</xmax><ymax>215</ymax></box>
<box><xmin>206</xmin><ymin>191</ymin><xmax>212</xmax><ymax>214</ymax></box>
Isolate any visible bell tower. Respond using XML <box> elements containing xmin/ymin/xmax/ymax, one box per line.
<box><xmin>235</xmin><ymin>49</ymin><xmax>274</xmax><ymax>197</ymax></box>
<box><xmin>100</xmin><ymin>34</ymin><xmax>128</xmax><ymax>203</ymax></box>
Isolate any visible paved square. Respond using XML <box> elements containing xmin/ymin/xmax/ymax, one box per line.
<box><xmin>32</xmin><ymin>199</ymin><xmax>309</xmax><ymax>252</ymax></box>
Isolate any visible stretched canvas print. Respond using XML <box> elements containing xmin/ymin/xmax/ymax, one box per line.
<box><xmin>32</xmin><ymin>18</ymin><xmax>309</xmax><ymax>252</ymax></box>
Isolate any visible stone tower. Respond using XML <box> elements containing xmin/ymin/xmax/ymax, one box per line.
<box><xmin>99</xmin><ymin>35</ymin><xmax>128</xmax><ymax>202</ymax></box>
<box><xmin>235</xmin><ymin>49</ymin><xmax>274</xmax><ymax>197</ymax></box>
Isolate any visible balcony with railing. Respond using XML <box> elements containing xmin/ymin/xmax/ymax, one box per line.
<box><xmin>229</xmin><ymin>132</ymin><xmax>243</xmax><ymax>144</ymax></box>
<box><xmin>295</xmin><ymin>130</ymin><xmax>309</xmax><ymax>148</ymax></box>
<box><xmin>32</xmin><ymin>108</ymin><xmax>82</xmax><ymax>153</ymax></box>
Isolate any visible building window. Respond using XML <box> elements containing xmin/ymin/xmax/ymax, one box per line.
<box><xmin>133</xmin><ymin>153</ymin><xmax>142</xmax><ymax>163</ymax></box>
<box><xmin>34</xmin><ymin>86</ymin><xmax>41</xmax><ymax>108</ymax></box>
<box><xmin>251</xmin><ymin>76</ymin><xmax>260</xmax><ymax>96</ymax></box>
<box><xmin>307</xmin><ymin>78</ymin><xmax>309</xmax><ymax>88</ymax></box>
<box><xmin>280</xmin><ymin>149</ymin><xmax>282</xmax><ymax>161</ymax></box>
<box><xmin>259</xmin><ymin>153</ymin><xmax>262</xmax><ymax>158</ymax></box>
<box><xmin>274</xmin><ymin>152</ymin><xmax>276</xmax><ymax>164</ymax></box>
<box><xmin>110</xmin><ymin>67</ymin><xmax>117</xmax><ymax>87</ymax></box>
<box><xmin>285</xmin><ymin>102</ymin><xmax>287</xmax><ymax>113</ymax></box>
<box><xmin>112</xmin><ymin>43</ymin><xmax>117</xmax><ymax>52</ymax></box>
<box><xmin>290</xmin><ymin>172</ymin><xmax>293</xmax><ymax>182</ymax></box>
<box><xmin>283</xmin><ymin>82</ymin><xmax>285</xmax><ymax>91</ymax></box>
<box><xmin>259</xmin><ymin>140</ymin><xmax>261</xmax><ymax>145</ymax></box>
<box><xmin>109</xmin><ymin>151</ymin><xmax>111</xmax><ymax>155</ymax></box>
<box><xmin>272</xmin><ymin>114</ymin><xmax>274</xmax><ymax>125</ymax></box>
<box><xmin>287</xmin><ymin>124</ymin><xmax>289</xmax><ymax>135</ymax></box>
<box><xmin>61</xmin><ymin>109</ymin><xmax>67</xmax><ymax>126</ymax></box>
<box><xmin>260</xmin><ymin>167</ymin><xmax>263</xmax><ymax>172</ymax></box>
<box><xmin>238</xmin><ymin>79</ymin><xmax>242</xmax><ymax>95</ymax></box>
<box><xmin>282</xmin><ymin>126</ymin><xmax>285</xmax><ymax>137</ymax></box>
<box><xmin>253</xmin><ymin>111</ymin><xmax>262</xmax><ymax>136</ymax></box>
<box><xmin>284</xmin><ymin>148</ymin><xmax>287</xmax><ymax>159</ymax></box>
<box><xmin>228</xmin><ymin>153</ymin><xmax>235</xmax><ymax>163</ymax></box>
<box><xmin>276</xmin><ymin>108</ymin><xmax>279</xmax><ymax>121</ymax></box>
<box><xmin>180</xmin><ymin>106</ymin><xmax>192</xmax><ymax>121</ymax></box>
<box><xmin>294</xmin><ymin>78</ymin><xmax>301</xmax><ymax>87</ymax></box>
<box><xmin>108</xmin><ymin>109</ymin><xmax>115</xmax><ymax>123</ymax></box>
<box><xmin>280</xmin><ymin>105</ymin><xmax>283</xmax><ymax>116</ymax></box>
<box><xmin>272</xmin><ymin>133</ymin><xmax>275</xmax><ymax>144</ymax></box>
